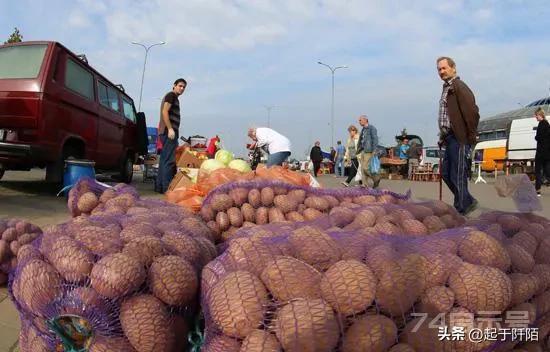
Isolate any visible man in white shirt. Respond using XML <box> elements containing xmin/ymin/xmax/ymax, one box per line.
<box><xmin>247</xmin><ymin>127</ymin><xmax>292</xmax><ymax>167</ymax></box>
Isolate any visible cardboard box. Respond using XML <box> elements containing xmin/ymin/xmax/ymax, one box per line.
<box><xmin>168</xmin><ymin>169</ymin><xmax>194</xmax><ymax>191</ymax></box>
<box><xmin>176</xmin><ymin>151</ymin><xmax>204</xmax><ymax>168</ymax></box>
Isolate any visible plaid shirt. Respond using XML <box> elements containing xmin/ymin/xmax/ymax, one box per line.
<box><xmin>438</xmin><ymin>76</ymin><xmax>458</xmax><ymax>135</ymax></box>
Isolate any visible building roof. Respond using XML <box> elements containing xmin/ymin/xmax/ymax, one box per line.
<box><xmin>478</xmin><ymin>97</ymin><xmax>550</xmax><ymax>133</ymax></box>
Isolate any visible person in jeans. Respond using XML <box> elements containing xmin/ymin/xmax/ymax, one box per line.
<box><xmin>247</xmin><ymin>127</ymin><xmax>291</xmax><ymax>167</ymax></box>
<box><xmin>155</xmin><ymin>78</ymin><xmax>186</xmax><ymax>193</ymax></box>
<box><xmin>357</xmin><ymin>115</ymin><xmax>381</xmax><ymax>188</ymax></box>
<box><xmin>535</xmin><ymin>107</ymin><xmax>550</xmax><ymax>196</ymax></box>
<box><xmin>407</xmin><ymin>141</ymin><xmax>422</xmax><ymax>179</ymax></box>
<box><xmin>310</xmin><ymin>141</ymin><xmax>323</xmax><ymax>177</ymax></box>
<box><xmin>342</xmin><ymin>125</ymin><xmax>360</xmax><ymax>187</ymax></box>
<box><xmin>437</xmin><ymin>56</ymin><xmax>480</xmax><ymax>215</ymax></box>
<box><xmin>335</xmin><ymin>140</ymin><xmax>345</xmax><ymax>177</ymax></box>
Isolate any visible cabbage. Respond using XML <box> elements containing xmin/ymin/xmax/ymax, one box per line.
<box><xmin>215</xmin><ymin>149</ymin><xmax>234</xmax><ymax>166</ymax></box>
<box><xmin>200</xmin><ymin>159</ymin><xmax>226</xmax><ymax>173</ymax></box>
<box><xmin>228</xmin><ymin>159</ymin><xmax>252</xmax><ymax>173</ymax></box>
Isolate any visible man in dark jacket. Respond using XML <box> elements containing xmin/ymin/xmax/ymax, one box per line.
<box><xmin>437</xmin><ymin>57</ymin><xmax>480</xmax><ymax>215</ymax></box>
<box><xmin>310</xmin><ymin>141</ymin><xmax>323</xmax><ymax>178</ymax></box>
<box><xmin>535</xmin><ymin>107</ymin><xmax>550</xmax><ymax>196</ymax></box>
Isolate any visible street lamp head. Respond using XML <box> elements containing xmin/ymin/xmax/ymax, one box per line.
<box><xmin>131</xmin><ymin>41</ymin><xmax>139</xmax><ymax>45</ymax></box>
<box><xmin>159</xmin><ymin>41</ymin><xmax>166</xmax><ymax>45</ymax></box>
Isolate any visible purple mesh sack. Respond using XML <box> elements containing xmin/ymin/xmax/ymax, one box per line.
<box><xmin>67</xmin><ymin>177</ymin><xmax>141</xmax><ymax>217</ymax></box>
<box><xmin>200</xmin><ymin>202</ymin><xmax>550</xmax><ymax>352</ymax></box>
<box><xmin>9</xmin><ymin>191</ymin><xmax>217</xmax><ymax>352</ymax></box>
<box><xmin>199</xmin><ymin>179</ymin><xmax>412</xmax><ymax>243</ymax></box>
<box><xmin>0</xmin><ymin>218</ymin><xmax>42</xmax><ymax>285</ymax></box>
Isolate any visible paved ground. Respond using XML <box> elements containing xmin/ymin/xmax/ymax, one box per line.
<box><xmin>0</xmin><ymin>169</ymin><xmax>549</xmax><ymax>350</ymax></box>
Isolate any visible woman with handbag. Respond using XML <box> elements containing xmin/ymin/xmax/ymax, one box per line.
<box><xmin>341</xmin><ymin>125</ymin><xmax>361</xmax><ymax>187</ymax></box>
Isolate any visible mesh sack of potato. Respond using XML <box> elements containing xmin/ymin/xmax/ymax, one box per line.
<box><xmin>67</xmin><ymin>177</ymin><xmax>142</xmax><ymax>217</ymax></box>
<box><xmin>200</xmin><ymin>179</ymin><xmax>412</xmax><ymax>242</ymax></box>
<box><xmin>201</xmin><ymin>217</ymin><xmax>504</xmax><ymax>352</ymax></box>
<box><xmin>9</xmin><ymin>193</ymin><xmax>216</xmax><ymax>352</ymax></box>
<box><xmin>0</xmin><ymin>218</ymin><xmax>42</xmax><ymax>285</ymax></box>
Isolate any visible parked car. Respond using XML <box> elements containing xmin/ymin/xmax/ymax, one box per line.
<box><xmin>421</xmin><ymin>146</ymin><xmax>443</xmax><ymax>173</ymax></box>
<box><xmin>473</xmin><ymin>139</ymin><xmax>506</xmax><ymax>172</ymax></box>
<box><xmin>0</xmin><ymin>41</ymin><xmax>147</xmax><ymax>183</ymax></box>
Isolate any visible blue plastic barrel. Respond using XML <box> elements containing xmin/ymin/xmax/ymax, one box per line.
<box><xmin>62</xmin><ymin>160</ymin><xmax>96</xmax><ymax>196</ymax></box>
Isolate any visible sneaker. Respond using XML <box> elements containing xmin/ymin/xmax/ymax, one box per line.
<box><xmin>341</xmin><ymin>181</ymin><xmax>349</xmax><ymax>187</ymax></box>
<box><xmin>462</xmin><ymin>199</ymin><xmax>479</xmax><ymax>216</ymax></box>
<box><xmin>537</xmin><ymin>191</ymin><xmax>542</xmax><ymax>197</ymax></box>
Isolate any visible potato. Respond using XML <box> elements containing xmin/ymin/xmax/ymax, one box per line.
<box><xmin>227</xmin><ymin>207</ymin><xmax>244</xmax><ymax>228</ymax></box>
<box><xmin>273</xmin><ymin>186</ymin><xmax>288</xmax><ymax>195</ymax></box>
<box><xmin>211</xmin><ymin>193</ymin><xmax>234</xmax><ymax>212</ymax></box>
<box><xmin>241</xmin><ymin>330</ymin><xmax>281</xmax><ymax>352</ymax></box>
<box><xmin>75</xmin><ymin>226</ymin><xmax>122</xmax><ymax>257</ymax></box>
<box><xmin>261</xmin><ymin>187</ymin><xmax>275</xmax><ymax>206</ymax></box>
<box><xmin>261</xmin><ymin>256</ymin><xmax>322</xmax><ymax>301</ymax></box>
<box><xmin>286</xmin><ymin>211</ymin><xmax>305</xmax><ymax>222</ymax></box>
<box><xmin>401</xmin><ymin>219</ymin><xmax>428</xmax><ymax>236</ymax></box>
<box><xmin>78</xmin><ymin>192</ymin><xmax>99</xmax><ymax>213</ymax></box>
<box><xmin>0</xmin><ymin>239</ymin><xmax>8</xmax><ymax>262</ymax></box>
<box><xmin>275</xmin><ymin>298</ymin><xmax>339</xmax><ymax>352</ymax></box>
<box><xmin>256</xmin><ymin>207</ymin><xmax>269</xmax><ymax>225</ymax></box>
<box><xmin>88</xmin><ymin>336</ymin><xmax>137</xmax><ymax>352</ymax></box>
<box><xmin>342</xmin><ymin>315</ymin><xmax>397</xmax><ymax>352</ymax></box>
<box><xmin>268</xmin><ymin>208</ymin><xmax>285</xmax><ymax>223</ymax></box>
<box><xmin>180</xmin><ymin>216</ymin><xmax>216</xmax><ymax>241</ymax></box>
<box><xmin>208</xmin><ymin>271</ymin><xmax>268</xmax><ymax>338</ymax></box>
<box><xmin>507</xmin><ymin>244</ymin><xmax>535</xmax><ymax>273</ymax></box>
<box><xmin>352</xmin><ymin>195</ymin><xmax>377</xmax><ymax>205</ymax></box>
<box><xmin>9</xmin><ymin>240</ymin><xmax>20</xmax><ymax>256</ymax></box>
<box><xmin>48</xmin><ymin>236</ymin><xmax>95</xmax><ymax>282</ymax></box>
<box><xmin>304</xmin><ymin>196</ymin><xmax>330</xmax><ymax>212</ymax></box>
<box><xmin>123</xmin><ymin>235</ymin><xmax>165</xmax><ymax>267</ymax></box>
<box><xmin>2</xmin><ymin>228</ymin><xmax>17</xmax><ymax>242</ymax></box>
<box><xmin>288</xmin><ymin>189</ymin><xmax>306</xmax><ymax>203</ymax></box>
<box><xmin>120</xmin><ymin>223</ymin><xmax>160</xmax><ymax>243</ymax></box>
<box><xmin>216</xmin><ymin>212</ymin><xmax>231</xmax><ymax>232</ymax></box>
<box><xmin>229</xmin><ymin>187</ymin><xmax>249</xmax><ymax>207</ymax></box>
<box><xmin>345</xmin><ymin>209</ymin><xmax>376</xmax><ymax>230</ymax></box>
<box><xmin>241</xmin><ymin>203</ymin><xmax>256</xmax><ymax>223</ymax></box>
<box><xmin>120</xmin><ymin>294</ymin><xmax>175</xmax><ymax>352</ymax></box>
<box><xmin>90</xmin><ymin>253</ymin><xmax>146</xmax><ymax>298</ymax></box>
<box><xmin>162</xmin><ymin>232</ymin><xmax>202</xmax><ymax>265</ymax></box>
<box><xmin>248</xmin><ymin>189</ymin><xmax>261</xmax><ymax>208</ymax></box>
<box><xmin>15</xmin><ymin>221</ymin><xmax>31</xmax><ymax>235</ymax></box>
<box><xmin>16</xmin><ymin>244</ymin><xmax>42</xmax><ymax>262</ymax></box>
<box><xmin>17</xmin><ymin>232</ymin><xmax>39</xmax><ymax>246</ymax></box>
<box><xmin>289</xmin><ymin>226</ymin><xmax>341</xmax><ymax>271</ymax></box>
<box><xmin>149</xmin><ymin>255</ymin><xmax>198</xmax><ymax>306</ymax></box>
<box><xmin>328</xmin><ymin>206</ymin><xmax>355</xmax><ymax>228</ymax></box>
<box><xmin>206</xmin><ymin>221</ymin><xmax>222</xmax><ymax>241</ymax></box>
<box><xmin>13</xmin><ymin>259</ymin><xmax>62</xmax><ymax>315</ymax></box>
<box><xmin>273</xmin><ymin>195</ymin><xmax>298</xmax><ymax>213</ymax></box>
<box><xmin>201</xmin><ymin>204</ymin><xmax>216</xmax><ymax>222</ymax></box>
<box><xmin>303</xmin><ymin>208</ymin><xmax>324</xmax><ymax>221</ymax></box>
<box><xmin>203</xmin><ymin>335</ymin><xmax>241</xmax><ymax>352</ymax></box>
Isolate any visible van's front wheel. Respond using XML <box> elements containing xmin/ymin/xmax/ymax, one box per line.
<box><xmin>119</xmin><ymin>153</ymin><xmax>134</xmax><ymax>184</ymax></box>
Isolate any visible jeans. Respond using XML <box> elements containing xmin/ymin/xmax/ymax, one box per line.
<box><xmin>360</xmin><ymin>152</ymin><xmax>381</xmax><ymax>188</ymax></box>
<box><xmin>442</xmin><ymin>134</ymin><xmax>475</xmax><ymax>214</ymax></box>
<box><xmin>345</xmin><ymin>158</ymin><xmax>359</xmax><ymax>184</ymax></box>
<box><xmin>535</xmin><ymin>157</ymin><xmax>550</xmax><ymax>191</ymax></box>
<box><xmin>267</xmin><ymin>151</ymin><xmax>291</xmax><ymax>167</ymax></box>
<box><xmin>155</xmin><ymin>132</ymin><xmax>178</xmax><ymax>193</ymax></box>
<box><xmin>335</xmin><ymin>157</ymin><xmax>344</xmax><ymax>176</ymax></box>
<box><xmin>408</xmin><ymin>158</ymin><xmax>419</xmax><ymax>179</ymax></box>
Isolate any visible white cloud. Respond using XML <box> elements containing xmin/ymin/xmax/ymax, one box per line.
<box><xmin>67</xmin><ymin>10</ymin><xmax>92</xmax><ymax>28</ymax></box>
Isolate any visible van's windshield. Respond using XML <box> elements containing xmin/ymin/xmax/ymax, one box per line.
<box><xmin>0</xmin><ymin>44</ymin><xmax>47</xmax><ymax>79</ymax></box>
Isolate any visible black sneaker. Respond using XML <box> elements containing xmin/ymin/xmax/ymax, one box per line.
<box><xmin>462</xmin><ymin>199</ymin><xmax>479</xmax><ymax>216</ymax></box>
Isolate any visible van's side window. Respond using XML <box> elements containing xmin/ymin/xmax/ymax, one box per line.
<box><xmin>65</xmin><ymin>58</ymin><xmax>94</xmax><ymax>100</ymax></box>
<box><xmin>98</xmin><ymin>82</ymin><xmax>110</xmax><ymax>108</ymax></box>
<box><xmin>122</xmin><ymin>98</ymin><xmax>136</xmax><ymax>122</ymax></box>
<box><xmin>107</xmin><ymin>86</ymin><xmax>120</xmax><ymax>112</ymax></box>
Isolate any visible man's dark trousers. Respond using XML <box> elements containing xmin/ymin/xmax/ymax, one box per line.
<box><xmin>442</xmin><ymin>134</ymin><xmax>475</xmax><ymax>214</ymax></box>
<box><xmin>155</xmin><ymin>132</ymin><xmax>178</xmax><ymax>193</ymax></box>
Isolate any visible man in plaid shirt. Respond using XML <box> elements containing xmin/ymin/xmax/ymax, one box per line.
<box><xmin>437</xmin><ymin>57</ymin><xmax>480</xmax><ymax>215</ymax></box>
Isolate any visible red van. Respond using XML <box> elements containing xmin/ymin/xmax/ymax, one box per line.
<box><xmin>0</xmin><ymin>41</ymin><xmax>147</xmax><ymax>183</ymax></box>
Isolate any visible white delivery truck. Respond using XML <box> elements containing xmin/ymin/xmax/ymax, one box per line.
<box><xmin>505</xmin><ymin>116</ymin><xmax>548</xmax><ymax>174</ymax></box>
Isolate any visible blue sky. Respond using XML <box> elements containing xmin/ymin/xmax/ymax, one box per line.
<box><xmin>2</xmin><ymin>0</ymin><xmax>550</xmax><ymax>158</ymax></box>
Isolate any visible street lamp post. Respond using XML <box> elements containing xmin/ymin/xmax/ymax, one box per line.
<box><xmin>318</xmin><ymin>61</ymin><xmax>347</xmax><ymax>147</ymax></box>
<box><xmin>131</xmin><ymin>41</ymin><xmax>166</xmax><ymax>111</ymax></box>
<box><xmin>264</xmin><ymin>105</ymin><xmax>276</xmax><ymax>128</ymax></box>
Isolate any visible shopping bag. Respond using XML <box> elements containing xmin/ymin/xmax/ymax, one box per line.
<box><xmin>368</xmin><ymin>154</ymin><xmax>381</xmax><ymax>175</ymax></box>
<box><xmin>354</xmin><ymin>161</ymin><xmax>362</xmax><ymax>182</ymax></box>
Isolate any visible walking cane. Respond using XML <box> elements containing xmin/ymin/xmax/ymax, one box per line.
<box><xmin>439</xmin><ymin>145</ymin><xmax>443</xmax><ymax>201</ymax></box>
